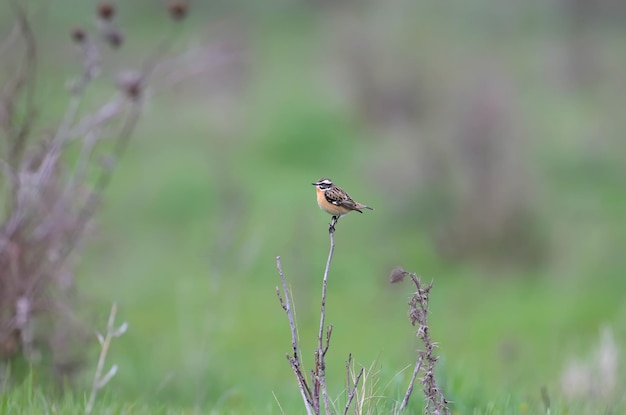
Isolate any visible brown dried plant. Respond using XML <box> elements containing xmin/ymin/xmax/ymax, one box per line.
<box><xmin>275</xmin><ymin>221</ymin><xmax>450</xmax><ymax>414</ymax></box>
<box><xmin>276</xmin><ymin>222</ymin><xmax>364</xmax><ymax>415</ymax></box>
<box><xmin>391</xmin><ymin>267</ymin><xmax>449</xmax><ymax>414</ymax></box>
<box><xmin>0</xmin><ymin>0</ymin><xmax>204</xmax><ymax>382</ymax></box>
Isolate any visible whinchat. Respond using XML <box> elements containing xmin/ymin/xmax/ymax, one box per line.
<box><xmin>312</xmin><ymin>178</ymin><xmax>373</xmax><ymax>231</ymax></box>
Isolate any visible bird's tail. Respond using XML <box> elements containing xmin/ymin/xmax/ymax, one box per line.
<box><xmin>356</xmin><ymin>204</ymin><xmax>374</xmax><ymax>211</ymax></box>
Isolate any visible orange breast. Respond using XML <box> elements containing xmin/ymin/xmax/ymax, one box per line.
<box><xmin>315</xmin><ymin>187</ymin><xmax>327</xmax><ymax>209</ymax></box>
<box><xmin>315</xmin><ymin>188</ymin><xmax>348</xmax><ymax>216</ymax></box>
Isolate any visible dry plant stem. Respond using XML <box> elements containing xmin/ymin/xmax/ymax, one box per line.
<box><xmin>399</xmin><ymin>355</ymin><xmax>423</xmax><ymax>412</ymax></box>
<box><xmin>318</xmin><ymin>227</ymin><xmax>334</xmax><ymax>346</ymax></box>
<box><xmin>85</xmin><ymin>303</ymin><xmax>127</xmax><ymax>415</ymax></box>
<box><xmin>5</xmin><ymin>0</ymin><xmax>38</xmax><ymax>167</ymax></box>
<box><xmin>275</xmin><ymin>223</ymin><xmax>338</xmax><ymax>415</ymax></box>
<box><xmin>397</xmin><ymin>272</ymin><xmax>449</xmax><ymax>414</ymax></box>
<box><xmin>1</xmin><ymin>1</ymin><xmax>238</xmax><ymax>377</ymax></box>
<box><xmin>317</xmin><ymin>327</ymin><xmax>333</xmax><ymax>415</ymax></box>
<box><xmin>276</xmin><ymin>257</ymin><xmax>315</xmax><ymax>415</ymax></box>
<box><xmin>317</xmin><ymin>223</ymin><xmax>335</xmax><ymax>414</ymax></box>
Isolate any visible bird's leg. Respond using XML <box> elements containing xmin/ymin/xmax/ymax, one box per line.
<box><xmin>329</xmin><ymin>216</ymin><xmax>339</xmax><ymax>233</ymax></box>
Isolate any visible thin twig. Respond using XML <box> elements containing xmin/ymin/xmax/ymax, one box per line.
<box><xmin>6</xmin><ymin>0</ymin><xmax>38</xmax><ymax>166</ymax></box>
<box><xmin>34</xmin><ymin>30</ymin><xmax>101</xmax><ymax>189</ymax></box>
<box><xmin>276</xmin><ymin>257</ymin><xmax>315</xmax><ymax>415</ymax></box>
<box><xmin>318</xmin><ymin>229</ymin><xmax>334</xmax><ymax>347</ymax></box>
<box><xmin>318</xmin><ymin>225</ymin><xmax>336</xmax><ymax>415</ymax></box>
<box><xmin>346</xmin><ymin>353</ymin><xmax>352</xmax><ymax>399</ymax></box>
<box><xmin>319</xmin><ymin>358</ymin><xmax>331</xmax><ymax>415</ymax></box>
<box><xmin>399</xmin><ymin>355</ymin><xmax>423</xmax><ymax>412</ymax></box>
<box><xmin>66</xmin><ymin>96</ymin><xmax>124</xmax><ymax>141</ymax></box>
<box><xmin>56</xmin><ymin>102</ymin><xmax>141</xmax><ymax>265</ymax></box>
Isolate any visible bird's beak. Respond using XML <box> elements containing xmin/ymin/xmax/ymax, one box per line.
<box><xmin>311</xmin><ymin>182</ymin><xmax>318</xmax><ymax>186</ymax></box>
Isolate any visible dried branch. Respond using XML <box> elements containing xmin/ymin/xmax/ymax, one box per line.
<box><xmin>4</xmin><ymin>0</ymin><xmax>38</xmax><ymax>167</ymax></box>
<box><xmin>0</xmin><ymin>1</ymin><xmax>231</xmax><ymax>381</ymax></box>
<box><xmin>391</xmin><ymin>268</ymin><xmax>449</xmax><ymax>414</ymax></box>
<box><xmin>317</xmin><ymin>220</ymin><xmax>336</xmax><ymax>414</ymax></box>
<box><xmin>276</xmin><ymin>257</ymin><xmax>315</xmax><ymax>415</ymax></box>
<box><xmin>277</xmin><ymin>219</ymin><xmax>347</xmax><ymax>415</ymax></box>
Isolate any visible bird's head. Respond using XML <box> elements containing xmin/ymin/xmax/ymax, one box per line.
<box><xmin>312</xmin><ymin>178</ymin><xmax>333</xmax><ymax>191</ymax></box>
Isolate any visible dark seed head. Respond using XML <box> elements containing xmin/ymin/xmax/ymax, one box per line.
<box><xmin>104</xmin><ymin>29</ymin><xmax>124</xmax><ymax>49</ymax></box>
<box><xmin>97</xmin><ymin>2</ymin><xmax>116</xmax><ymax>21</ymax></box>
<box><xmin>117</xmin><ymin>73</ymin><xmax>143</xmax><ymax>101</ymax></box>
<box><xmin>168</xmin><ymin>2</ymin><xmax>188</xmax><ymax>21</ymax></box>
<box><xmin>71</xmin><ymin>28</ymin><xmax>86</xmax><ymax>43</ymax></box>
<box><xmin>124</xmin><ymin>81</ymin><xmax>142</xmax><ymax>100</ymax></box>
<box><xmin>389</xmin><ymin>267</ymin><xmax>407</xmax><ymax>283</ymax></box>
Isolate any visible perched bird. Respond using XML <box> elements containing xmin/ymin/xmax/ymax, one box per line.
<box><xmin>312</xmin><ymin>178</ymin><xmax>373</xmax><ymax>231</ymax></box>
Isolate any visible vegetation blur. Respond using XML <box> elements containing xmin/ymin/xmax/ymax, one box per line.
<box><xmin>1</xmin><ymin>0</ymin><xmax>625</xmax><ymax>413</ymax></box>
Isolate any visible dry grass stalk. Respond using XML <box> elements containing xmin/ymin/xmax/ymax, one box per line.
<box><xmin>84</xmin><ymin>303</ymin><xmax>128</xmax><ymax>415</ymax></box>
<box><xmin>343</xmin><ymin>354</ymin><xmax>364</xmax><ymax>415</ymax></box>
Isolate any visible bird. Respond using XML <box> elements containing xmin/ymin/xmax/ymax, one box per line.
<box><xmin>312</xmin><ymin>178</ymin><xmax>373</xmax><ymax>231</ymax></box>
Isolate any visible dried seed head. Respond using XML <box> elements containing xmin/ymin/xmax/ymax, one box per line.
<box><xmin>389</xmin><ymin>267</ymin><xmax>407</xmax><ymax>283</ymax></box>
<box><xmin>168</xmin><ymin>1</ymin><xmax>188</xmax><ymax>21</ymax></box>
<box><xmin>124</xmin><ymin>81</ymin><xmax>142</xmax><ymax>100</ymax></box>
<box><xmin>97</xmin><ymin>2</ymin><xmax>116</xmax><ymax>21</ymax></box>
<box><xmin>117</xmin><ymin>72</ymin><xmax>143</xmax><ymax>101</ymax></box>
<box><xmin>104</xmin><ymin>29</ymin><xmax>124</xmax><ymax>49</ymax></box>
<box><xmin>71</xmin><ymin>27</ymin><xmax>87</xmax><ymax>43</ymax></box>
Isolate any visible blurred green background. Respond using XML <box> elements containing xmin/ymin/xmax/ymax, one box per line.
<box><xmin>3</xmin><ymin>0</ymin><xmax>626</xmax><ymax>413</ymax></box>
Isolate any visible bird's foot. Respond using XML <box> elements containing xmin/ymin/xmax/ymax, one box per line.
<box><xmin>329</xmin><ymin>216</ymin><xmax>339</xmax><ymax>233</ymax></box>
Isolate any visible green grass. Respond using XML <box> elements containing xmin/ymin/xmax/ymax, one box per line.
<box><xmin>2</xmin><ymin>1</ymin><xmax>626</xmax><ymax>413</ymax></box>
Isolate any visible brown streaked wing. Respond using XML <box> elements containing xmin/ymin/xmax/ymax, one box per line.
<box><xmin>325</xmin><ymin>187</ymin><xmax>359</xmax><ymax>209</ymax></box>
